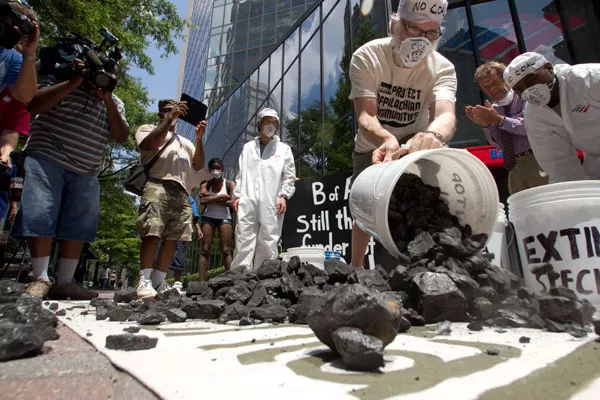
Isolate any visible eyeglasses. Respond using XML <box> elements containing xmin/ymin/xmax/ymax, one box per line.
<box><xmin>401</xmin><ymin>20</ymin><xmax>442</xmax><ymax>41</ymax></box>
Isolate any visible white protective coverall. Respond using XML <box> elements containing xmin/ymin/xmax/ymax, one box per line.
<box><xmin>232</xmin><ymin>135</ymin><xmax>296</xmax><ymax>270</ymax></box>
<box><xmin>524</xmin><ymin>63</ymin><xmax>600</xmax><ymax>183</ymax></box>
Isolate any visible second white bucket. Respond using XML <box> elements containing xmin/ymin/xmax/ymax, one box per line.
<box><xmin>508</xmin><ymin>180</ymin><xmax>600</xmax><ymax>307</ymax></box>
<box><xmin>350</xmin><ymin>148</ymin><xmax>499</xmax><ymax>259</ymax></box>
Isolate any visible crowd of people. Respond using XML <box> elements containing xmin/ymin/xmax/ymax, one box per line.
<box><xmin>1</xmin><ymin>0</ymin><xmax>599</xmax><ymax>300</ymax></box>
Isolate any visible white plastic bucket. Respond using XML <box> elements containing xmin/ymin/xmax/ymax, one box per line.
<box><xmin>483</xmin><ymin>203</ymin><xmax>511</xmax><ymax>271</ymax></box>
<box><xmin>286</xmin><ymin>246</ymin><xmax>325</xmax><ymax>270</ymax></box>
<box><xmin>508</xmin><ymin>181</ymin><xmax>600</xmax><ymax>307</ymax></box>
<box><xmin>350</xmin><ymin>148</ymin><xmax>499</xmax><ymax>258</ymax></box>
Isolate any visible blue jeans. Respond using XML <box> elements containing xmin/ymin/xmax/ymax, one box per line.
<box><xmin>12</xmin><ymin>155</ymin><xmax>100</xmax><ymax>242</ymax></box>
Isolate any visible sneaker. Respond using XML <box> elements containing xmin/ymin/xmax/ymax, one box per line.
<box><xmin>154</xmin><ymin>280</ymin><xmax>172</xmax><ymax>294</ymax></box>
<box><xmin>47</xmin><ymin>282</ymin><xmax>99</xmax><ymax>300</ymax></box>
<box><xmin>136</xmin><ymin>278</ymin><xmax>157</xmax><ymax>299</ymax></box>
<box><xmin>172</xmin><ymin>281</ymin><xmax>183</xmax><ymax>293</ymax></box>
<box><xmin>25</xmin><ymin>278</ymin><xmax>53</xmax><ymax>298</ymax></box>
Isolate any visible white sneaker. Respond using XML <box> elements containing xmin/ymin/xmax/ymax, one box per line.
<box><xmin>154</xmin><ymin>280</ymin><xmax>172</xmax><ymax>294</ymax></box>
<box><xmin>136</xmin><ymin>279</ymin><xmax>157</xmax><ymax>299</ymax></box>
<box><xmin>172</xmin><ymin>281</ymin><xmax>183</xmax><ymax>293</ymax></box>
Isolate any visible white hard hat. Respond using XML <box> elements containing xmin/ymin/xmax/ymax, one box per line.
<box><xmin>504</xmin><ymin>52</ymin><xmax>550</xmax><ymax>88</ymax></box>
<box><xmin>257</xmin><ymin>108</ymin><xmax>279</xmax><ymax>122</ymax></box>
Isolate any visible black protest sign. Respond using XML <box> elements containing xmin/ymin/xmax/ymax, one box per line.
<box><xmin>282</xmin><ymin>173</ymin><xmax>397</xmax><ymax>270</ymax></box>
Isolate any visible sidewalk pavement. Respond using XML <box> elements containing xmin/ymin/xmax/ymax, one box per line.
<box><xmin>0</xmin><ymin>320</ymin><xmax>158</xmax><ymax>400</ymax></box>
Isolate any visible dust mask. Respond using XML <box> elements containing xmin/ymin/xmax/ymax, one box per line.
<box><xmin>393</xmin><ymin>37</ymin><xmax>432</xmax><ymax>68</ymax></box>
<box><xmin>263</xmin><ymin>123</ymin><xmax>277</xmax><ymax>138</ymax></box>
<box><xmin>522</xmin><ymin>77</ymin><xmax>556</xmax><ymax>107</ymax></box>
<box><xmin>211</xmin><ymin>169</ymin><xmax>222</xmax><ymax>179</ymax></box>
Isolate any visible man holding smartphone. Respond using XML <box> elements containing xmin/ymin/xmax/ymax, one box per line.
<box><xmin>134</xmin><ymin>99</ymin><xmax>210</xmax><ymax>299</ymax></box>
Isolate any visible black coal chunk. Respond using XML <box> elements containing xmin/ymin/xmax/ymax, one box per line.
<box><xmin>165</xmin><ymin>309</ymin><xmax>187</xmax><ymax>323</ymax></box>
<box><xmin>224</xmin><ymin>283</ymin><xmax>252</xmax><ymax>304</ymax></box>
<box><xmin>246</xmin><ymin>286</ymin><xmax>267</xmax><ymax>308</ymax></box>
<box><xmin>114</xmin><ymin>288</ymin><xmax>137</xmax><ymax>303</ymax></box>
<box><xmin>106</xmin><ymin>307</ymin><xmax>134</xmax><ymax>322</ymax></box>
<box><xmin>407</xmin><ymin>232</ymin><xmax>436</xmax><ymax>261</ymax></box>
<box><xmin>137</xmin><ymin>311</ymin><xmax>166</xmax><ymax>325</ymax></box>
<box><xmin>123</xmin><ymin>326</ymin><xmax>141</xmax><ymax>333</ymax></box>
<box><xmin>325</xmin><ymin>259</ymin><xmax>352</xmax><ymax>284</ymax></box>
<box><xmin>181</xmin><ymin>300</ymin><xmax>225</xmax><ymax>320</ymax></box>
<box><xmin>105</xmin><ymin>334</ymin><xmax>158</xmax><ymax>351</ymax></box>
<box><xmin>349</xmin><ymin>270</ymin><xmax>391</xmax><ymax>292</ymax></box>
<box><xmin>0</xmin><ymin>321</ymin><xmax>47</xmax><ymax>361</ymax></box>
<box><xmin>186</xmin><ymin>281</ymin><xmax>213</xmax><ymax>298</ymax></box>
<box><xmin>332</xmin><ymin>327</ymin><xmax>384</xmax><ymax>371</ymax></box>
<box><xmin>538</xmin><ymin>296</ymin><xmax>579</xmax><ymax>323</ymax></box>
<box><xmin>49</xmin><ymin>303</ymin><xmax>59</xmax><ymax>311</ymax></box>
<box><xmin>256</xmin><ymin>260</ymin><xmax>282</xmax><ymax>280</ymax></box>
<box><xmin>307</xmin><ymin>284</ymin><xmax>403</xmax><ymax>351</ymax></box>
<box><xmin>409</xmin><ymin>272</ymin><xmax>467</xmax><ymax>323</ymax></box>
<box><xmin>249</xmin><ymin>305</ymin><xmax>287</xmax><ymax>323</ymax></box>
<box><xmin>55</xmin><ymin>309</ymin><xmax>66</xmax><ymax>316</ymax></box>
<box><xmin>290</xmin><ymin>288</ymin><xmax>324</xmax><ymax>325</ymax></box>
<box><xmin>472</xmin><ymin>297</ymin><xmax>495</xmax><ymax>320</ymax></box>
<box><xmin>467</xmin><ymin>320</ymin><xmax>483</xmax><ymax>331</ymax></box>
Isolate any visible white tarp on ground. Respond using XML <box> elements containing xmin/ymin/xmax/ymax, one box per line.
<box><xmin>53</xmin><ymin>301</ymin><xmax>600</xmax><ymax>400</ymax></box>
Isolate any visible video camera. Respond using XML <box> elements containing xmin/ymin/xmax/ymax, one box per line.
<box><xmin>0</xmin><ymin>0</ymin><xmax>34</xmax><ymax>49</ymax></box>
<box><xmin>39</xmin><ymin>27</ymin><xmax>124</xmax><ymax>92</ymax></box>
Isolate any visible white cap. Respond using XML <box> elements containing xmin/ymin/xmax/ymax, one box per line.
<box><xmin>397</xmin><ymin>0</ymin><xmax>448</xmax><ymax>24</ymax></box>
<box><xmin>257</xmin><ymin>108</ymin><xmax>279</xmax><ymax>122</ymax></box>
<box><xmin>503</xmin><ymin>52</ymin><xmax>550</xmax><ymax>88</ymax></box>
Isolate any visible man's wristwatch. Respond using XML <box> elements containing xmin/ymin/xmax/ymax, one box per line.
<box><xmin>423</xmin><ymin>130</ymin><xmax>447</xmax><ymax>146</ymax></box>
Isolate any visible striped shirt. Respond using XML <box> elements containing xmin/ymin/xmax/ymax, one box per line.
<box><xmin>24</xmin><ymin>77</ymin><xmax>127</xmax><ymax>176</ymax></box>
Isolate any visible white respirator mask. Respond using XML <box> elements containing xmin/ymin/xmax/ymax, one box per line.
<box><xmin>392</xmin><ymin>37</ymin><xmax>433</xmax><ymax>68</ymax></box>
<box><xmin>263</xmin><ymin>123</ymin><xmax>277</xmax><ymax>138</ymax></box>
<box><xmin>521</xmin><ymin>77</ymin><xmax>556</xmax><ymax>107</ymax></box>
<box><xmin>211</xmin><ymin>169</ymin><xmax>223</xmax><ymax>179</ymax></box>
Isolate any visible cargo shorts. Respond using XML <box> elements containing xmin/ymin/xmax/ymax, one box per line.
<box><xmin>136</xmin><ymin>180</ymin><xmax>193</xmax><ymax>242</ymax></box>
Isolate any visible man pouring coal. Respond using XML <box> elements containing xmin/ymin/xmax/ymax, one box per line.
<box><xmin>348</xmin><ymin>0</ymin><xmax>457</xmax><ymax>270</ymax></box>
<box><xmin>504</xmin><ymin>52</ymin><xmax>600</xmax><ymax>183</ymax></box>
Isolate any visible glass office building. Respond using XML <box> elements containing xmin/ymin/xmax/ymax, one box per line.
<box><xmin>196</xmin><ymin>0</ymin><xmax>600</xmax><ymax>180</ymax></box>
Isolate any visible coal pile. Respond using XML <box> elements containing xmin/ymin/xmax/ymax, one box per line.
<box><xmin>0</xmin><ymin>281</ymin><xmax>59</xmax><ymax>361</ymax></box>
<box><xmin>82</xmin><ymin>174</ymin><xmax>598</xmax><ymax>367</ymax></box>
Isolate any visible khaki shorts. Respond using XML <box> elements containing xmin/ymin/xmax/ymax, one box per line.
<box><xmin>136</xmin><ymin>180</ymin><xmax>193</xmax><ymax>241</ymax></box>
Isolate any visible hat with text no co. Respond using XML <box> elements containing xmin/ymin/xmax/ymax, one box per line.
<box><xmin>503</xmin><ymin>52</ymin><xmax>550</xmax><ymax>88</ymax></box>
<box><xmin>257</xmin><ymin>108</ymin><xmax>279</xmax><ymax>122</ymax></box>
<box><xmin>397</xmin><ymin>0</ymin><xmax>448</xmax><ymax>24</ymax></box>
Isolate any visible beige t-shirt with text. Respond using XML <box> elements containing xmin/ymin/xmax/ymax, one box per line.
<box><xmin>349</xmin><ymin>37</ymin><xmax>457</xmax><ymax>153</ymax></box>
<box><xmin>135</xmin><ymin>124</ymin><xmax>210</xmax><ymax>194</ymax></box>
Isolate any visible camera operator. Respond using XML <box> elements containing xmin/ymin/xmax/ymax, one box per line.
<box><xmin>12</xmin><ymin>54</ymin><xmax>129</xmax><ymax>300</ymax></box>
<box><xmin>0</xmin><ymin>0</ymin><xmax>39</xmax><ymax>166</ymax></box>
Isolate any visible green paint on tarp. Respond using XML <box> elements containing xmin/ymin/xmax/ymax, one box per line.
<box><xmin>479</xmin><ymin>340</ymin><xmax>600</xmax><ymax>400</ymax></box>
<box><xmin>285</xmin><ymin>341</ymin><xmax>520</xmax><ymax>400</ymax></box>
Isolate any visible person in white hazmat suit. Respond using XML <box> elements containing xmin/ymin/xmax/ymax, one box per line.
<box><xmin>504</xmin><ymin>52</ymin><xmax>600</xmax><ymax>183</ymax></box>
<box><xmin>231</xmin><ymin>108</ymin><xmax>296</xmax><ymax>270</ymax></box>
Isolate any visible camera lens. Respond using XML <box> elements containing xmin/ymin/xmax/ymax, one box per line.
<box><xmin>93</xmin><ymin>73</ymin><xmax>111</xmax><ymax>88</ymax></box>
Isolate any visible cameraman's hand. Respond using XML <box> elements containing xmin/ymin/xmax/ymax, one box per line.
<box><xmin>70</xmin><ymin>59</ymin><xmax>87</xmax><ymax>86</ymax></box>
<box><xmin>21</xmin><ymin>22</ymin><xmax>40</xmax><ymax>56</ymax></box>
<box><xmin>167</xmin><ymin>102</ymin><xmax>188</xmax><ymax>121</ymax></box>
<box><xmin>96</xmin><ymin>88</ymin><xmax>113</xmax><ymax>103</ymax></box>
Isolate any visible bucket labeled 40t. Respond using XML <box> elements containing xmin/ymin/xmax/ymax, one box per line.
<box><xmin>349</xmin><ymin>148</ymin><xmax>499</xmax><ymax>259</ymax></box>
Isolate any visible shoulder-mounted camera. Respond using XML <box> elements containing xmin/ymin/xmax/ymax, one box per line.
<box><xmin>39</xmin><ymin>27</ymin><xmax>124</xmax><ymax>92</ymax></box>
<box><xmin>0</xmin><ymin>0</ymin><xmax>34</xmax><ymax>49</ymax></box>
